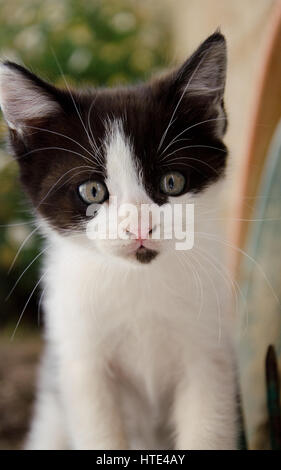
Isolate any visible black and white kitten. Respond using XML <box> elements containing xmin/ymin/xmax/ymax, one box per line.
<box><xmin>0</xmin><ymin>32</ymin><xmax>236</xmax><ymax>449</ymax></box>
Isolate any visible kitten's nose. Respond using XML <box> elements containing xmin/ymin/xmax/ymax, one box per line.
<box><xmin>125</xmin><ymin>224</ymin><xmax>155</xmax><ymax>242</ymax></box>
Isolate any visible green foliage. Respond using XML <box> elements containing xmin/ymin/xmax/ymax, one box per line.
<box><xmin>0</xmin><ymin>0</ymin><xmax>171</xmax><ymax>327</ymax></box>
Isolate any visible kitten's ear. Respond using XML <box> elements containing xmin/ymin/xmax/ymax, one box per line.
<box><xmin>0</xmin><ymin>62</ymin><xmax>61</xmax><ymax>132</ymax></box>
<box><xmin>169</xmin><ymin>32</ymin><xmax>227</xmax><ymax>137</ymax></box>
<box><xmin>175</xmin><ymin>31</ymin><xmax>227</xmax><ymax>99</ymax></box>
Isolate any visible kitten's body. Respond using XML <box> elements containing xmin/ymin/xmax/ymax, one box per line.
<box><xmin>0</xmin><ymin>32</ymin><xmax>237</xmax><ymax>449</ymax></box>
<box><xmin>33</xmin><ymin>185</ymin><xmax>235</xmax><ymax>450</ymax></box>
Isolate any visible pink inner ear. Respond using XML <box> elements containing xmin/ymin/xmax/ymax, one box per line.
<box><xmin>0</xmin><ymin>64</ymin><xmax>60</xmax><ymax>129</ymax></box>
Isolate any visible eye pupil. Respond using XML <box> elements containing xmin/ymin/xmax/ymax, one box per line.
<box><xmin>168</xmin><ymin>177</ymin><xmax>174</xmax><ymax>189</ymax></box>
<box><xmin>160</xmin><ymin>171</ymin><xmax>185</xmax><ymax>196</ymax></box>
<box><xmin>78</xmin><ymin>180</ymin><xmax>108</xmax><ymax>204</ymax></box>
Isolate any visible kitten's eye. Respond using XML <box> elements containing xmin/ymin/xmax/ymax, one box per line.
<box><xmin>160</xmin><ymin>172</ymin><xmax>185</xmax><ymax>196</ymax></box>
<box><xmin>78</xmin><ymin>181</ymin><xmax>108</xmax><ymax>204</ymax></box>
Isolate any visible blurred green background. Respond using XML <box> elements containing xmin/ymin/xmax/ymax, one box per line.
<box><xmin>0</xmin><ymin>0</ymin><xmax>171</xmax><ymax>331</ymax></box>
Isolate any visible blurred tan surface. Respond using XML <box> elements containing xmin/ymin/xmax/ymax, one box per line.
<box><xmin>165</xmin><ymin>0</ymin><xmax>275</xmax><ymax>182</ymax></box>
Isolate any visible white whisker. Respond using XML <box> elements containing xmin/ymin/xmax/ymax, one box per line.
<box><xmin>160</xmin><ymin>117</ymin><xmax>227</xmax><ymax>157</ymax></box>
<box><xmin>25</xmin><ymin>124</ymin><xmax>101</xmax><ymax>165</ymax></box>
<box><xmin>5</xmin><ymin>247</ymin><xmax>48</xmax><ymax>301</ymax></box>
<box><xmin>157</xmin><ymin>52</ymin><xmax>208</xmax><ymax>152</ymax></box>
<box><xmin>160</xmin><ymin>144</ymin><xmax>227</xmax><ymax>162</ymax></box>
<box><xmin>195</xmin><ymin>231</ymin><xmax>280</xmax><ymax>307</ymax></box>
<box><xmin>10</xmin><ymin>271</ymin><xmax>47</xmax><ymax>341</ymax></box>
<box><xmin>17</xmin><ymin>145</ymin><xmax>101</xmax><ymax>164</ymax></box>
<box><xmin>162</xmin><ymin>155</ymin><xmax>221</xmax><ymax>175</ymax></box>
<box><xmin>50</xmin><ymin>48</ymin><xmax>99</xmax><ymax>155</ymax></box>
<box><xmin>8</xmin><ymin>226</ymin><xmax>39</xmax><ymax>274</ymax></box>
<box><xmin>36</xmin><ymin>165</ymin><xmax>101</xmax><ymax>210</ymax></box>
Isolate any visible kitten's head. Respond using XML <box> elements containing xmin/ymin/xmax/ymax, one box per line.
<box><xmin>0</xmin><ymin>32</ymin><xmax>228</xmax><ymax>265</ymax></box>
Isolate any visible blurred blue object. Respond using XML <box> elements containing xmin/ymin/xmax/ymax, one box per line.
<box><xmin>239</xmin><ymin>119</ymin><xmax>281</xmax><ymax>449</ymax></box>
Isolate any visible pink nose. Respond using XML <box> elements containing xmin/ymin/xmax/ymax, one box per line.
<box><xmin>125</xmin><ymin>225</ymin><xmax>154</xmax><ymax>242</ymax></box>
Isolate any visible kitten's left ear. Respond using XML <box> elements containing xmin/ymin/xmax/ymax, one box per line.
<box><xmin>175</xmin><ymin>31</ymin><xmax>227</xmax><ymax>100</ymax></box>
<box><xmin>172</xmin><ymin>31</ymin><xmax>227</xmax><ymax>135</ymax></box>
<box><xmin>0</xmin><ymin>61</ymin><xmax>62</xmax><ymax>133</ymax></box>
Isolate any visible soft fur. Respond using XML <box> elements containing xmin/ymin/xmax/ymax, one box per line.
<box><xmin>0</xmin><ymin>32</ymin><xmax>237</xmax><ymax>449</ymax></box>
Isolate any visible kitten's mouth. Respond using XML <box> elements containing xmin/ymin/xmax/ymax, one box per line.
<box><xmin>135</xmin><ymin>246</ymin><xmax>158</xmax><ymax>264</ymax></box>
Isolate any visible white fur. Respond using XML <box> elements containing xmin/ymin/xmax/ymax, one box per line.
<box><xmin>105</xmin><ymin>120</ymin><xmax>147</xmax><ymax>202</ymax></box>
<box><xmin>26</xmin><ymin>120</ymin><xmax>237</xmax><ymax>450</ymax></box>
<box><xmin>0</xmin><ymin>63</ymin><xmax>59</xmax><ymax>130</ymax></box>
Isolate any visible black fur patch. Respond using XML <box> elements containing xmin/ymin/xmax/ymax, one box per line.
<box><xmin>135</xmin><ymin>247</ymin><xmax>158</xmax><ymax>264</ymax></box>
<box><xmin>2</xmin><ymin>32</ymin><xmax>228</xmax><ymax>233</ymax></box>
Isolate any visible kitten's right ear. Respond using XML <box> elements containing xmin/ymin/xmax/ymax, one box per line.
<box><xmin>0</xmin><ymin>61</ymin><xmax>62</xmax><ymax>133</ymax></box>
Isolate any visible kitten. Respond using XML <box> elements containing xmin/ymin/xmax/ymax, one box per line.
<box><xmin>0</xmin><ymin>32</ymin><xmax>237</xmax><ymax>450</ymax></box>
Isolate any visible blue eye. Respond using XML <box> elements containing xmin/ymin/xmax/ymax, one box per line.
<box><xmin>78</xmin><ymin>181</ymin><xmax>108</xmax><ymax>204</ymax></box>
<box><xmin>160</xmin><ymin>172</ymin><xmax>185</xmax><ymax>196</ymax></box>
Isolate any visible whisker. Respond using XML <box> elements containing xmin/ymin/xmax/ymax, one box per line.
<box><xmin>160</xmin><ymin>144</ymin><xmax>227</xmax><ymax>162</ymax></box>
<box><xmin>157</xmin><ymin>52</ymin><xmax>208</xmax><ymax>152</ymax></box>
<box><xmin>191</xmin><ymin>248</ymin><xmax>222</xmax><ymax>342</ymax></box>
<box><xmin>86</xmin><ymin>95</ymin><xmax>105</xmax><ymax>168</ymax></box>
<box><xmin>195</xmin><ymin>231</ymin><xmax>280</xmax><ymax>307</ymax></box>
<box><xmin>160</xmin><ymin>117</ymin><xmax>227</xmax><ymax>157</ymax></box>
<box><xmin>50</xmin><ymin>48</ymin><xmax>99</xmax><ymax>155</ymax></box>
<box><xmin>8</xmin><ymin>226</ymin><xmax>39</xmax><ymax>274</ymax></box>
<box><xmin>177</xmin><ymin>250</ymin><xmax>204</xmax><ymax>319</ymax></box>
<box><xmin>5</xmin><ymin>247</ymin><xmax>48</xmax><ymax>301</ymax></box>
<box><xmin>37</xmin><ymin>167</ymin><xmax>106</xmax><ymax>210</ymax></box>
<box><xmin>193</xmin><ymin>244</ymin><xmax>243</xmax><ymax>321</ymax></box>
<box><xmin>25</xmin><ymin>125</ymin><xmax>100</xmax><ymax>164</ymax></box>
<box><xmin>0</xmin><ymin>220</ymin><xmax>35</xmax><ymax>228</ymax></box>
<box><xmin>35</xmin><ymin>165</ymin><xmax>101</xmax><ymax>210</ymax></box>
<box><xmin>205</xmin><ymin>216</ymin><xmax>281</xmax><ymax>223</ymax></box>
<box><xmin>162</xmin><ymin>156</ymin><xmax>220</xmax><ymax>175</ymax></box>
<box><xmin>10</xmin><ymin>271</ymin><xmax>47</xmax><ymax>341</ymax></box>
<box><xmin>17</xmin><ymin>145</ymin><xmax>102</xmax><ymax>168</ymax></box>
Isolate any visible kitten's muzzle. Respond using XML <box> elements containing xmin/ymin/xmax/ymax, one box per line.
<box><xmin>125</xmin><ymin>224</ymin><xmax>157</xmax><ymax>245</ymax></box>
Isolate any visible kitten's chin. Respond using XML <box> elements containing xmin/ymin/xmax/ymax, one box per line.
<box><xmin>111</xmin><ymin>247</ymin><xmax>160</xmax><ymax>266</ymax></box>
<box><xmin>96</xmin><ymin>240</ymin><xmax>161</xmax><ymax>266</ymax></box>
